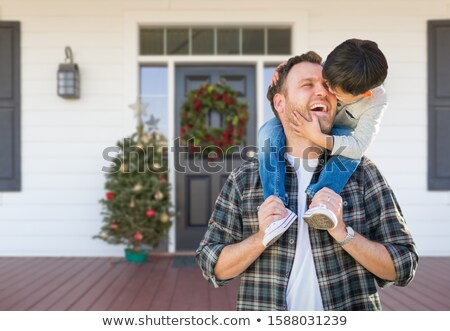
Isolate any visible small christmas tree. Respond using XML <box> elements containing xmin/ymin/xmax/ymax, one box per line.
<box><xmin>95</xmin><ymin>101</ymin><xmax>172</xmax><ymax>253</ymax></box>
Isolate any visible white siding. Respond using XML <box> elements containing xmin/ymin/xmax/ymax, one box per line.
<box><xmin>0</xmin><ymin>0</ymin><xmax>130</xmax><ymax>256</ymax></box>
<box><xmin>0</xmin><ymin>0</ymin><xmax>449</xmax><ymax>256</ymax></box>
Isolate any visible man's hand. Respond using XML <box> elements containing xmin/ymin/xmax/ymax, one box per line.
<box><xmin>214</xmin><ymin>195</ymin><xmax>287</xmax><ymax>280</ymax></box>
<box><xmin>309</xmin><ymin>187</ymin><xmax>347</xmax><ymax>241</ymax></box>
<box><xmin>309</xmin><ymin>189</ymin><xmax>397</xmax><ymax>281</ymax></box>
<box><xmin>257</xmin><ymin>195</ymin><xmax>287</xmax><ymax>236</ymax></box>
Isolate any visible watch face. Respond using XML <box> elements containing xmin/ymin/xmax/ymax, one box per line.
<box><xmin>338</xmin><ymin>226</ymin><xmax>355</xmax><ymax>246</ymax></box>
<box><xmin>347</xmin><ymin>226</ymin><xmax>354</xmax><ymax>237</ymax></box>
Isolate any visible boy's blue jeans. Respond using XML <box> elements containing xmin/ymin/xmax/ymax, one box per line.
<box><xmin>257</xmin><ymin>117</ymin><xmax>361</xmax><ymax>205</ymax></box>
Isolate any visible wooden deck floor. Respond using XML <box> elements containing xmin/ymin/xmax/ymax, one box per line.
<box><xmin>0</xmin><ymin>256</ymin><xmax>448</xmax><ymax>311</ymax></box>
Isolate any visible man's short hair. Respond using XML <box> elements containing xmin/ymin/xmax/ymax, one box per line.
<box><xmin>323</xmin><ymin>39</ymin><xmax>388</xmax><ymax>96</ymax></box>
<box><xmin>267</xmin><ymin>51</ymin><xmax>322</xmax><ymax>118</ymax></box>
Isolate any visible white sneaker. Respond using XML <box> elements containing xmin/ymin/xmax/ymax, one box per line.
<box><xmin>262</xmin><ymin>209</ymin><xmax>297</xmax><ymax>247</ymax></box>
<box><xmin>302</xmin><ymin>204</ymin><xmax>338</xmax><ymax>230</ymax></box>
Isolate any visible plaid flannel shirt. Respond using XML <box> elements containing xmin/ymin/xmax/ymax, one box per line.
<box><xmin>195</xmin><ymin>154</ymin><xmax>418</xmax><ymax>311</ymax></box>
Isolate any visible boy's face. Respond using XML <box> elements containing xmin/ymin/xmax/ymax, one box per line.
<box><xmin>326</xmin><ymin>85</ymin><xmax>367</xmax><ymax>104</ymax></box>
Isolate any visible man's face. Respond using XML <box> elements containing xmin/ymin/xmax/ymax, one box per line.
<box><xmin>282</xmin><ymin>62</ymin><xmax>337</xmax><ymax>134</ymax></box>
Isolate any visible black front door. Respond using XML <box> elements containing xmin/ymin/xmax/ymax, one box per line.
<box><xmin>175</xmin><ymin>66</ymin><xmax>256</xmax><ymax>250</ymax></box>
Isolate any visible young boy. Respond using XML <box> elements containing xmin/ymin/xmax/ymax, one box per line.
<box><xmin>260</xmin><ymin>39</ymin><xmax>388</xmax><ymax>247</ymax></box>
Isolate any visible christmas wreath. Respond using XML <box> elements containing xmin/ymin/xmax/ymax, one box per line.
<box><xmin>180</xmin><ymin>81</ymin><xmax>249</xmax><ymax>156</ymax></box>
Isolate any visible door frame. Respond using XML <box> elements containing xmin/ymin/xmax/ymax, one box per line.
<box><xmin>174</xmin><ymin>65</ymin><xmax>257</xmax><ymax>250</ymax></box>
<box><xmin>124</xmin><ymin>9</ymin><xmax>309</xmax><ymax>252</ymax></box>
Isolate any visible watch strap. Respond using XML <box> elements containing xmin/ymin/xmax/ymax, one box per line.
<box><xmin>337</xmin><ymin>226</ymin><xmax>355</xmax><ymax>246</ymax></box>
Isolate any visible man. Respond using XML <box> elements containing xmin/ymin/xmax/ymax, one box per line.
<box><xmin>195</xmin><ymin>51</ymin><xmax>418</xmax><ymax>310</ymax></box>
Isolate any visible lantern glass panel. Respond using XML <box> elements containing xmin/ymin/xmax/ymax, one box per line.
<box><xmin>57</xmin><ymin>64</ymin><xmax>80</xmax><ymax>98</ymax></box>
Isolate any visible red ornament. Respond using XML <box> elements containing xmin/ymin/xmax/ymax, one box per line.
<box><xmin>106</xmin><ymin>192</ymin><xmax>115</xmax><ymax>200</ymax></box>
<box><xmin>146</xmin><ymin>210</ymin><xmax>156</xmax><ymax>217</ymax></box>
<box><xmin>193</xmin><ymin>99</ymin><xmax>202</xmax><ymax>112</ymax></box>
<box><xmin>133</xmin><ymin>232</ymin><xmax>143</xmax><ymax>241</ymax></box>
<box><xmin>188</xmin><ymin>145</ymin><xmax>200</xmax><ymax>154</ymax></box>
<box><xmin>110</xmin><ymin>222</ymin><xmax>118</xmax><ymax>230</ymax></box>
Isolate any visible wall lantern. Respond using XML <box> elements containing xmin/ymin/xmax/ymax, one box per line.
<box><xmin>57</xmin><ymin>46</ymin><xmax>80</xmax><ymax>99</ymax></box>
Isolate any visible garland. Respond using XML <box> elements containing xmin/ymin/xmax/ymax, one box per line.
<box><xmin>180</xmin><ymin>82</ymin><xmax>249</xmax><ymax>156</ymax></box>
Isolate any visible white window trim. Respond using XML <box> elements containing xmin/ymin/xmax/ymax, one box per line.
<box><xmin>124</xmin><ymin>10</ymin><xmax>308</xmax><ymax>252</ymax></box>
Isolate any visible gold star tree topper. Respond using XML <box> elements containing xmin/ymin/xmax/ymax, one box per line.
<box><xmin>128</xmin><ymin>99</ymin><xmax>148</xmax><ymax>124</ymax></box>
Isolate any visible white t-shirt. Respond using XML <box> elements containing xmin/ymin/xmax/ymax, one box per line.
<box><xmin>285</xmin><ymin>154</ymin><xmax>324</xmax><ymax>311</ymax></box>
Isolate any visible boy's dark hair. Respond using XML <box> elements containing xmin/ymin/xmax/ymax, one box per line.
<box><xmin>323</xmin><ymin>39</ymin><xmax>388</xmax><ymax>96</ymax></box>
<box><xmin>267</xmin><ymin>51</ymin><xmax>322</xmax><ymax>117</ymax></box>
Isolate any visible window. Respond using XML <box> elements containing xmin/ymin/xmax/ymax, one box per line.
<box><xmin>140</xmin><ymin>28</ymin><xmax>164</xmax><ymax>55</ymax></box>
<box><xmin>139</xmin><ymin>26</ymin><xmax>291</xmax><ymax>56</ymax></box>
<box><xmin>192</xmin><ymin>28</ymin><xmax>214</xmax><ymax>55</ymax></box>
<box><xmin>267</xmin><ymin>28</ymin><xmax>291</xmax><ymax>55</ymax></box>
<box><xmin>167</xmin><ymin>28</ymin><xmax>189</xmax><ymax>55</ymax></box>
<box><xmin>263</xmin><ymin>66</ymin><xmax>277</xmax><ymax>123</ymax></box>
<box><xmin>140</xmin><ymin>66</ymin><xmax>169</xmax><ymax>138</ymax></box>
<box><xmin>242</xmin><ymin>28</ymin><xmax>265</xmax><ymax>55</ymax></box>
<box><xmin>217</xmin><ymin>28</ymin><xmax>240</xmax><ymax>55</ymax></box>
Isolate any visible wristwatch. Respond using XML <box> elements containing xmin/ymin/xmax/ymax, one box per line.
<box><xmin>336</xmin><ymin>226</ymin><xmax>355</xmax><ymax>246</ymax></box>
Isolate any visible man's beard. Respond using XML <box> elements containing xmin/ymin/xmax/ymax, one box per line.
<box><xmin>285</xmin><ymin>100</ymin><xmax>333</xmax><ymax>135</ymax></box>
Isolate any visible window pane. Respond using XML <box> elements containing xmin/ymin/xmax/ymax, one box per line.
<box><xmin>242</xmin><ymin>28</ymin><xmax>264</xmax><ymax>55</ymax></box>
<box><xmin>140</xmin><ymin>67</ymin><xmax>168</xmax><ymax>95</ymax></box>
<box><xmin>167</xmin><ymin>28</ymin><xmax>189</xmax><ymax>55</ymax></box>
<box><xmin>267</xmin><ymin>28</ymin><xmax>291</xmax><ymax>55</ymax></box>
<box><xmin>139</xmin><ymin>26</ymin><xmax>292</xmax><ymax>56</ymax></box>
<box><xmin>263</xmin><ymin>66</ymin><xmax>277</xmax><ymax>122</ymax></box>
<box><xmin>217</xmin><ymin>28</ymin><xmax>239</xmax><ymax>54</ymax></box>
<box><xmin>140</xmin><ymin>66</ymin><xmax>169</xmax><ymax>137</ymax></box>
<box><xmin>140</xmin><ymin>28</ymin><xmax>164</xmax><ymax>55</ymax></box>
<box><xmin>192</xmin><ymin>28</ymin><xmax>214</xmax><ymax>55</ymax></box>
<box><xmin>141</xmin><ymin>97</ymin><xmax>169</xmax><ymax>138</ymax></box>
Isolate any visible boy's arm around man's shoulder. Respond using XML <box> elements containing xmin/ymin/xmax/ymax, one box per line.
<box><xmin>332</xmin><ymin>86</ymin><xmax>388</xmax><ymax>159</ymax></box>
